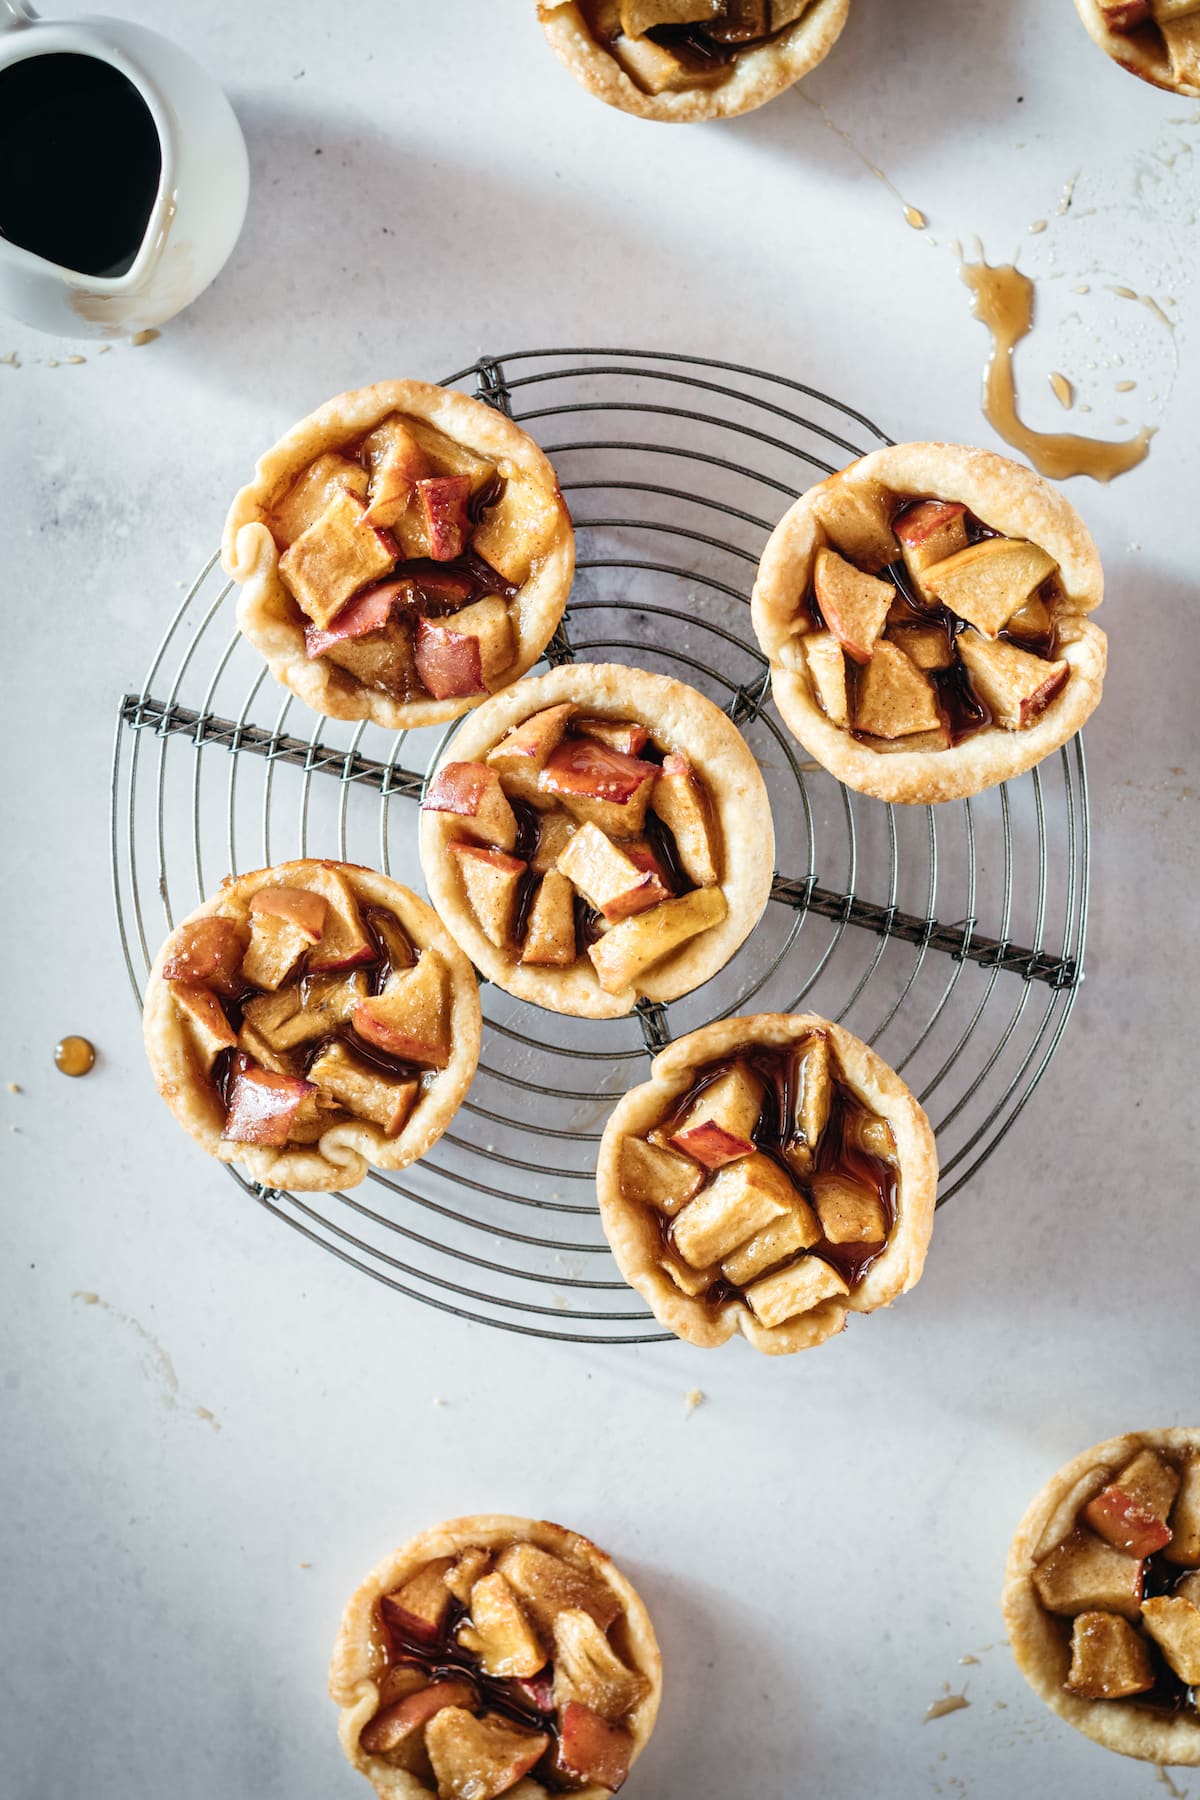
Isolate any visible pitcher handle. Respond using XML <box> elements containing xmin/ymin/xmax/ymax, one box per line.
<box><xmin>0</xmin><ymin>0</ymin><xmax>37</xmax><ymax>28</ymax></box>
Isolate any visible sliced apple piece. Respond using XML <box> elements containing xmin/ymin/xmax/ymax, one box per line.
<box><xmin>847</xmin><ymin>1112</ymin><xmax>897</xmax><ymax>1162</ymax></box>
<box><xmin>651</xmin><ymin>753</ymin><xmax>718</xmax><ymax>887</ymax></box>
<box><xmin>1162</xmin><ymin>13</ymin><xmax>1200</xmax><ymax>84</ymax></box>
<box><xmin>1084</xmin><ymin>1448</ymin><xmax>1179</xmax><ymax>1555</ymax></box>
<box><xmin>278</xmin><ymin>489</ymin><xmax>397</xmax><ymax>630</ymax></box>
<box><xmin>362</xmin><ymin>414</ymin><xmax>432</xmax><ymax>533</ymax></box>
<box><xmin>668</xmin><ymin>1063</ymin><xmax>763</xmax><ymax>1167</ymax></box>
<box><xmin>241</xmin><ymin>910</ymin><xmax>314</xmax><ymax>991</ymax></box>
<box><xmin>854</xmin><ymin>640</ymin><xmax>942</xmax><ymax>738</ymax></box>
<box><xmin>957</xmin><ymin>632</ymin><xmax>1069</xmax><ymax>731</ymax></box>
<box><xmin>783</xmin><ymin>1031</ymin><xmax>832</xmax><ymax>1173</ymax></box>
<box><xmin>382</xmin><ymin>1559</ymin><xmax>456</xmax><ymax>1643</ymax></box>
<box><xmin>353</xmin><ymin>951</ymin><xmax>449</xmax><ymax>1068</ymax></box>
<box><xmin>444</xmin><ymin>1547</ymin><xmax>492</xmax><ymax>1606</ymax></box>
<box><xmin>531</xmin><ymin>812</ymin><xmax>577</xmax><ymax>875</ymax></box>
<box><xmin>303</xmin><ymin>577</ymin><xmax>409</xmax><ymax>661</ymax></box>
<box><xmin>588</xmin><ymin>887</ymin><xmax>726</xmax><ymax>995</ymax></box>
<box><xmin>404</xmin><ymin>419</ymin><xmax>497</xmax><ymax>496</ymax></box>
<box><xmin>450</xmin><ymin>843</ymin><xmax>527</xmax><ymax>950</ymax></box>
<box><xmin>619</xmin><ymin>1137</ymin><xmax>704</xmax><ymax>1216</ymax></box>
<box><xmin>803</xmin><ymin>631</ymin><xmax>849</xmax><ymax>726</ymax></box>
<box><xmin>163</xmin><ymin>915</ymin><xmax>247</xmax><ymax>996</ymax></box>
<box><xmin>888</xmin><ymin>623</ymin><xmax>954</xmax><ymax>671</ymax></box>
<box><xmin>672</xmin><ymin>1151</ymin><xmax>797</xmax><ymax>1268</ymax></box>
<box><xmin>471</xmin><ymin>477</ymin><xmax>563</xmax><ymax>587</ymax></box>
<box><xmin>1142</xmin><ymin>1596</ymin><xmax>1200</xmax><ymax>1683</ymax></box>
<box><xmin>745</xmin><ymin>1254</ymin><xmax>849</xmax><ymax>1328</ymax></box>
<box><xmin>663</xmin><ymin>1253</ymin><xmax>720</xmax><ymax>1298</ymax></box>
<box><xmin>620</xmin><ymin>0</ymin><xmax>715</xmax><ymax>28</ymax></box>
<box><xmin>271</xmin><ymin>452</ymin><xmax>369</xmax><ymax>545</ymax></box>
<box><xmin>813</xmin><ymin>548</ymin><xmax>895</xmax><ymax>665</ymax></box>
<box><xmin>1167</xmin><ymin>1457</ymin><xmax>1200</xmax><ymax>1565</ymax></box>
<box><xmin>708</xmin><ymin>0</ymin><xmax>770</xmax><ymax>38</ymax></box>
<box><xmin>494</xmin><ymin>1544</ymin><xmax>621</xmax><ymax>1636</ymax></box>
<box><xmin>424</xmin><ymin>761</ymin><xmax>519</xmax><ymax>853</ymax></box>
<box><xmin>520</xmin><ymin>870</ymin><xmax>577</xmax><ymax>967</ymax></box>
<box><xmin>172</xmin><ymin>984</ymin><xmax>237</xmax><ymax>1068</ymax></box>
<box><xmin>557</xmin><ymin>822</ymin><xmax>669</xmax><ymax>923</ymax></box>
<box><xmin>574</xmin><ymin>718</ymin><xmax>650</xmax><ymax>758</ymax></box>
<box><xmin>721</xmin><ymin>1204</ymin><xmax>821</xmax><ymax>1287</ymax></box>
<box><xmin>611</xmin><ymin>30</ymin><xmax>724</xmax><ymax>92</ymax></box>
<box><xmin>538</xmin><ymin>737</ymin><xmax>658</xmax><ymax>836</ymax></box>
<box><xmin>552</xmin><ymin>1607</ymin><xmax>646</xmax><ymax>1724</ymax></box>
<box><xmin>487</xmin><ymin>703</ymin><xmax>576</xmax><ymax>810</ymax></box>
<box><xmin>222</xmin><ymin>1055</ymin><xmax>316</xmax><ymax>1147</ymax></box>
<box><xmin>1005</xmin><ymin>593</ymin><xmax>1053</xmax><ymax>642</ymax></box>
<box><xmin>894</xmin><ymin>499</ymin><xmax>969</xmax><ymax>589</ymax></box>
<box><xmin>922</xmin><ymin>536</ymin><xmax>1056</xmax><ymax>638</ymax></box>
<box><xmin>1065</xmin><ymin>1611</ymin><xmax>1155</xmax><ymax>1700</ymax></box>
<box><xmin>811</xmin><ymin>1172</ymin><xmax>887</xmax><ymax>1245</ymax></box>
<box><xmin>812</xmin><ymin>481</ymin><xmax>898</xmax><ymax>573</ymax></box>
<box><xmin>415</xmin><ymin>597</ymin><xmax>515</xmax><ymax>700</ymax></box>
<box><xmin>1032</xmin><ymin>1529</ymin><xmax>1144</xmax><ymax>1620</ymax></box>
<box><xmin>242</xmin><ymin>971</ymin><xmax>366</xmax><ymax>1052</ymax></box>
<box><xmin>418</xmin><ymin>474</ymin><xmax>471</xmax><ymax>562</ymax></box>
<box><xmin>553</xmin><ymin>1701</ymin><xmax>633</xmax><ymax>1793</ymax></box>
<box><xmin>249</xmin><ymin>886</ymin><xmax>327</xmax><ymax>940</ymax></box>
<box><xmin>308</xmin><ymin>1040</ymin><xmax>417</xmax><ymax>1137</ymax></box>
<box><xmin>458</xmin><ymin>1572</ymin><xmax>546</xmax><ymax>1679</ymax></box>
<box><xmin>301</xmin><ymin>867</ymin><xmax>374</xmax><ymax>974</ymax></box>
<box><xmin>426</xmin><ymin>1709</ymin><xmax>548</xmax><ymax>1800</ymax></box>
<box><xmin>360</xmin><ymin>1680</ymin><xmax>477</xmax><ymax>1760</ymax></box>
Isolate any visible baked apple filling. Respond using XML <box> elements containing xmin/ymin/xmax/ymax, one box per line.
<box><xmin>622</xmin><ymin>1031</ymin><xmax>897</xmax><ymax>1325</ymax></box>
<box><xmin>797</xmin><ymin>493</ymin><xmax>1072</xmax><ymax>753</ymax></box>
<box><xmin>350</xmin><ymin>1533</ymin><xmax>658</xmax><ymax>1797</ymax></box>
<box><xmin>1093</xmin><ymin>0</ymin><xmax>1200</xmax><ymax>88</ymax></box>
<box><xmin>422</xmin><ymin>705</ymin><xmax>726</xmax><ymax>998</ymax></box>
<box><xmin>1031</xmin><ymin>1444</ymin><xmax>1200</xmax><ymax>1714</ymax></box>
<box><xmin>160</xmin><ymin>870</ymin><xmax>454</xmax><ymax>1154</ymax></box>
<box><xmin>577</xmin><ymin>0</ymin><xmax>818</xmax><ymax>94</ymax></box>
<box><xmin>266</xmin><ymin>415</ymin><xmax>560</xmax><ymax>707</ymax></box>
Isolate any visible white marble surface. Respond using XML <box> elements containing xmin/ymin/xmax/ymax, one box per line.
<box><xmin>2</xmin><ymin>3</ymin><xmax>1199</xmax><ymax>1797</ymax></box>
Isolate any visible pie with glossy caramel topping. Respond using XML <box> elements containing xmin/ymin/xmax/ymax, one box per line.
<box><xmin>1074</xmin><ymin>0</ymin><xmax>1200</xmax><ymax>94</ymax></box>
<box><xmin>539</xmin><ymin>0</ymin><xmax>849</xmax><ymax>122</ymax></box>
<box><xmin>418</xmin><ymin>664</ymin><xmax>774</xmax><ymax>1019</ymax></box>
<box><xmin>330</xmin><ymin>1514</ymin><xmax>662</xmax><ymax>1799</ymax></box>
<box><xmin>751</xmin><ymin>443</ymin><xmax>1106</xmax><ymax>804</ymax></box>
<box><xmin>1004</xmin><ymin>1430</ymin><xmax>1200</xmax><ymax>1765</ymax></box>
<box><xmin>222</xmin><ymin>382</ymin><xmax>574</xmax><ymax>730</ymax></box>
<box><xmin>142</xmin><ymin>860</ymin><xmax>480</xmax><ymax>1191</ymax></box>
<box><xmin>596</xmin><ymin>1013</ymin><xmax>938</xmax><ymax>1353</ymax></box>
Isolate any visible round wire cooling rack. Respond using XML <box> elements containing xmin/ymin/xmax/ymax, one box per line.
<box><xmin>111</xmin><ymin>347</ymin><xmax>1090</xmax><ymax>1344</ymax></box>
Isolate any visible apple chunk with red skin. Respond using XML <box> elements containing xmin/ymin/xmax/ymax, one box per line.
<box><xmin>554</xmin><ymin>1700</ymin><xmax>634</xmax><ymax>1793</ymax></box>
<box><xmin>362</xmin><ymin>415</ymin><xmax>432</xmax><ymax>532</ymax></box>
<box><xmin>301</xmin><ymin>867</ymin><xmax>375</xmax><ymax>975</ymax></box>
<box><xmin>574</xmin><ymin>717</ymin><xmax>650</xmax><ymax>758</ymax></box>
<box><xmin>415</xmin><ymin>598</ymin><xmax>515</xmax><ymax>700</ymax></box>
<box><xmin>668</xmin><ymin>1064</ymin><xmax>763</xmax><ymax>1168</ymax></box>
<box><xmin>538</xmin><ymin>736</ymin><xmax>658</xmax><ymax>836</ymax></box>
<box><xmin>557</xmin><ymin>822</ymin><xmax>669</xmax><ymax>923</ymax></box>
<box><xmin>359</xmin><ymin>1680</ymin><xmax>477</xmax><ymax>1759</ymax></box>
<box><xmin>1083</xmin><ymin>1486</ymin><xmax>1173</xmax><ymax>1558</ymax></box>
<box><xmin>450</xmin><ymin>843</ymin><xmax>527</xmax><ymax>949</ymax></box>
<box><xmin>172</xmin><ymin>984</ymin><xmax>237</xmax><ymax>1067</ymax></box>
<box><xmin>423</xmin><ymin>760</ymin><xmax>519</xmax><ymax>853</ymax></box>
<box><xmin>304</xmin><ymin>579</ymin><xmax>410</xmax><ymax>659</ymax></box>
<box><xmin>418</xmin><ymin>474</ymin><xmax>471</xmax><ymax>562</ymax></box>
<box><xmin>651</xmin><ymin>752</ymin><xmax>718</xmax><ymax>887</ymax></box>
<box><xmin>242</xmin><ymin>886</ymin><xmax>329</xmax><ymax>992</ymax></box>
<box><xmin>957</xmin><ymin>632</ymin><xmax>1069</xmax><ymax>730</ymax></box>
<box><xmin>223</xmin><ymin>1054</ymin><xmax>317</xmax><ymax>1147</ymax></box>
<box><xmin>163</xmin><ymin>915</ymin><xmax>247</xmax><ymax>996</ymax></box>
<box><xmin>894</xmin><ymin>499</ymin><xmax>968</xmax><ymax>589</ymax></box>
<box><xmin>353</xmin><ymin>951</ymin><xmax>450</xmax><ymax>1068</ymax></box>
<box><xmin>278</xmin><ymin>489</ymin><xmax>398</xmax><ymax>631</ymax></box>
<box><xmin>487</xmin><ymin>702</ymin><xmax>577</xmax><ymax>808</ymax></box>
<box><xmin>589</xmin><ymin>886</ymin><xmax>727</xmax><ymax>995</ymax></box>
<box><xmin>308</xmin><ymin>1040</ymin><xmax>417</xmax><ymax>1137</ymax></box>
<box><xmin>813</xmin><ymin>547</ymin><xmax>895</xmax><ymax>665</ymax></box>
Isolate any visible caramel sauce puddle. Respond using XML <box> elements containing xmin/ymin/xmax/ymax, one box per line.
<box><xmin>960</xmin><ymin>250</ymin><xmax>1154</xmax><ymax>483</ymax></box>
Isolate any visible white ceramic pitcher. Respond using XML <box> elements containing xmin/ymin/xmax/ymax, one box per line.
<box><xmin>0</xmin><ymin>0</ymin><xmax>249</xmax><ymax>336</ymax></box>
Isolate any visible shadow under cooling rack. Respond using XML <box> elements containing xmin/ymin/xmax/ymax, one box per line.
<box><xmin>111</xmin><ymin>348</ymin><xmax>1090</xmax><ymax>1343</ymax></box>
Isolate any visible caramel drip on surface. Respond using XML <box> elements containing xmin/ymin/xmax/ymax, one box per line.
<box><xmin>959</xmin><ymin>252</ymin><xmax>1155</xmax><ymax>484</ymax></box>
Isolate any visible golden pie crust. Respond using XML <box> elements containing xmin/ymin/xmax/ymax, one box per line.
<box><xmin>596</xmin><ymin>1012</ymin><xmax>938</xmax><ymax>1354</ymax></box>
<box><xmin>418</xmin><ymin>663</ymin><xmax>775</xmax><ymax>1019</ymax></box>
<box><xmin>1073</xmin><ymin>0</ymin><xmax>1200</xmax><ymax>95</ymax></box>
<box><xmin>751</xmin><ymin>442</ymin><xmax>1107</xmax><ymax>804</ymax></box>
<box><xmin>538</xmin><ymin>0</ymin><xmax>849</xmax><ymax>122</ymax></box>
<box><xmin>142</xmin><ymin>860</ymin><xmax>481</xmax><ymax>1192</ymax></box>
<box><xmin>1003</xmin><ymin>1430</ymin><xmax>1200</xmax><ymax>1766</ymax></box>
<box><xmin>222</xmin><ymin>381</ymin><xmax>574</xmax><ymax>730</ymax></box>
<box><xmin>329</xmin><ymin>1513</ymin><xmax>663</xmax><ymax>1800</ymax></box>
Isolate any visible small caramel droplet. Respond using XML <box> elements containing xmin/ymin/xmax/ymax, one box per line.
<box><xmin>904</xmin><ymin>204</ymin><xmax>927</xmax><ymax>230</ymax></box>
<box><xmin>1049</xmin><ymin>372</ymin><xmax>1074</xmax><ymax>410</ymax></box>
<box><xmin>55</xmin><ymin>1035</ymin><xmax>95</xmax><ymax>1077</ymax></box>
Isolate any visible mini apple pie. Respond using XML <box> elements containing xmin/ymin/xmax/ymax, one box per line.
<box><xmin>751</xmin><ymin>443</ymin><xmax>1106</xmax><ymax>804</ymax></box>
<box><xmin>143</xmin><ymin>860</ymin><xmax>480</xmax><ymax>1191</ymax></box>
<box><xmin>222</xmin><ymin>381</ymin><xmax>574</xmax><ymax>729</ymax></box>
<box><xmin>539</xmin><ymin>0</ymin><xmax>849</xmax><ymax>122</ymax></box>
<box><xmin>1073</xmin><ymin>0</ymin><xmax>1200</xmax><ymax>95</ymax></box>
<box><xmin>1004</xmin><ymin>1431</ymin><xmax>1200</xmax><ymax>1765</ymax></box>
<box><xmin>418</xmin><ymin>663</ymin><xmax>774</xmax><ymax>1019</ymax></box>
<box><xmin>330</xmin><ymin>1514</ymin><xmax>662</xmax><ymax>1799</ymax></box>
<box><xmin>596</xmin><ymin>1012</ymin><xmax>937</xmax><ymax>1353</ymax></box>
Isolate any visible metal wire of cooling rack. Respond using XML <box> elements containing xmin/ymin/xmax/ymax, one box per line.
<box><xmin>111</xmin><ymin>347</ymin><xmax>1091</xmax><ymax>1344</ymax></box>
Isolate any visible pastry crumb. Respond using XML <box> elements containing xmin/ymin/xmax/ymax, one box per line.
<box><xmin>924</xmin><ymin>1693</ymin><xmax>970</xmax><ymax>1722</ymax></box>
<box><xmin>0</xmin><ymin>351</ymin><xmax>19</xmax><ymax>367</ymax></box>
<box><xmin>1028</xmin><ymin>218</ymin><xmax>1048</xmax><ymax>233</ymax></box>
<box><xmin>683</xmin><ymin>1388</ymin><xmax>705</xmax><ymax>1418</ymax></box>
<box><xmin>6</xmin><ymin>1082</ymin><xmax>20</xmax><ymax>1093</ymax></box>
<box><xmin>67</xmin><ymin>354</ymin><xmax>86</xmax><ymax>364</ymax></box>
<box><xmin>130</xmin><ymin>328</ymin><xmax>160</xmax><ymax>346</ymax></box>
<box><xmin>97</xmin><ymin>344</ymin><xmax>111</xmax><ymax>354</ymax></box>
<box><xmin>432</xmin><ymin>1396</ymin><xmax>448</xmax><ymax>1407</ymax></box>
<box><xmin>299</xmin><ymin>1560</ymin><xmax>313</xmax><ymax>1569</ymax></box>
